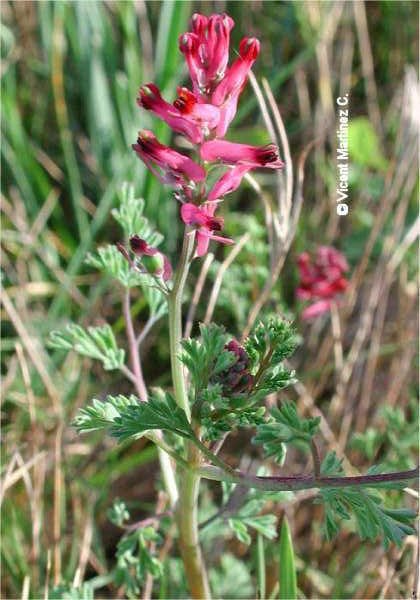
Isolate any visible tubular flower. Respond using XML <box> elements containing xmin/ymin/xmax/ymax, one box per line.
<box><xmin>133</xmin><ymin>12</ymin><xmax>284</xmax><ymax>257</ymax></box>
<box><xmin>129</xmin><ymin>235</ymin><xmax>173</xmax><ymax>281</ymax></box>
<box><xmin>179</xmin><ymin>13</ymin><xmax>234</xmax><ymax>96</ymax></box>
<box><xmin>201</xmin><ymin>140</ymin><xmax>283</xmax><ymax>168</ymax></box>
<box><xmin>211</xmin><ymin>37</ymin><xmax>261</xmax><ymax>136</ymax></box>
<box><xmin>138</xmin><ymin>84</ymin><xmax>220</xmax><ymax>143</ymax></box>
<box><xmin>297</xmin><ymin>247</ymin><xmax>349</xmax><ymax>320</ymax></box>
<box><xmin>132</xmin><ymin>130</ymin><xmax>205</xmax><ymax>188</ymax></box>
<box><xmin>207</xmin><ymin>165</ymin><xmax>252</xmax><ymax>201</ymax></box>
<box><xmin>180</xmin><ymin>203</ymin><xmax>233</xmax><ymax>257</ymax></box>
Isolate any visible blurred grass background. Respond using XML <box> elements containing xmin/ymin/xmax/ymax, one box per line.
<box><xmin>1</xmin><ymin>1</ymin><xmax>418</xmax><ymax>598</ymax></box>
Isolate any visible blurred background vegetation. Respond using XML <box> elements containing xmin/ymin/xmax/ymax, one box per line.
<box><xmin>1</xmin><ymin>1</ymin><xmax>418</xmax><ymax>598</ymax></box>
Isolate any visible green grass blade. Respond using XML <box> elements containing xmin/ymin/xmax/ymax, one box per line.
<box><xmin>279</xmin><ymin>517</ymin><xmax>297</xmax><ymax>600</ymax></box>
<box><xmin>155</xmin><ymin>0</ymin><xmax>191</xmax><ymax>91</ymax></box>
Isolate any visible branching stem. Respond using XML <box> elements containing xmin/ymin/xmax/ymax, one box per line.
<box><xmin>167</xmin><ymin>227</ymin><xmax>211</xmax><ymax>599</ymax></box>
<box><xmin>198</xmin><ymin>465</ymin><xmax>419</xmax><ymax>492</ymax></box>
<box><xmin>123</xmin><ymin>289</ymin><xmax>147</xmax><ymax>402</ymax></box>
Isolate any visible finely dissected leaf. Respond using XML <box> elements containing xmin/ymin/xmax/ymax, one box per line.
<box><xmin>49</xmin><ymin>583</ymin><xmax>94</xmax><ymax>600</ymax></box>
<box><xmin>108</xmin><ymin>499</ymin><xmax>130</xmax><ymax>527</ymax></box>
<box><xmin>209</xmin><ymin>553</ymin><xmax>253</xmax><ymax>600</ymax></box>
<box><xmin>253</xmin><ymin>402</ymin><xmax>320</xmax><ymax>464</ymax></box>
<box><xmin>222</xmin><ymin>482</ymin><xmax>291</xmax><ymax>546</ymax></box>
<box><xmin>112</xmin><ymin>183</ymin><xmax>163</xmax><ymax>246</ymax></box>
<box><xmin>74</xmin><ymin>395</ymin><xmax>138</xmax><ymax>433</ymax></box>
<box><xmin>74</xmin><ymin>392</ymin><xmax>193</xmax><ymax>442</ymax></box>
<box><xmin>115</xmin><ymin>525</ymin><xmax>163</xmax><ymax>598</ymax></box>
<box><xmin>49</xmin><ymin>324</ymin><xmax>125</xmax><ymax>370</ymax></box>
<box><xmin>245</xmin><ymin>318</ymin><xmax>298</xmax><ymax>371</ymax></box>
<box><xmin>279</xmin><ymin>517</ymin><xmax>297</xmax><ymax>600</ymax></box>
<box><xmin>85</xmin><ymin>244</ymin><xmax>143</xmax><ymax>288</ymax></box>
<box><xmin>180</xmin><ymin>323</ymin><xmax>234</xmax><ymax>391</ymax></box>
<box><xmin>317</xmin><ymin>453</ymin><xmax>416</xmax><ymax>547</ymax></box>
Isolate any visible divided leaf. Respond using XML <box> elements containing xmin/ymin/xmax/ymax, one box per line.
<box><xmin>74</xmin><ymin>392</ymin><xmax>193</xmax><ymax>442</ymax></box>
<box><xmin>111</xmin><ymin>183</ymin><xmax>163</xmax><ymax>246</ymax></box>
<box><xmin>86</xmin><ymin>244</ymin><xmax>145</xmax><ymax>288</ymax></box>
<box><xmin>317</xmin><ymin>453</ymin><xmax>416</xmax><ymax>548</ymax></box>
<box><xmin>49</xmin><ymin>324</ymin><xmax>125</xmax><ymax>370</ymax></box>
<box><xmin>253</xmin><ymin>402</ymin><xmax>320</xmax><ymax>464</ymax></box>
<box><xmin>180</xmin><ymin>323</ymin><xmax>234</xmax><ymax>392</ymax></box>
<box><xmin>245</xmin><ymin>318</ymin><xmax>298</xmax><ymax>370</ymax></box>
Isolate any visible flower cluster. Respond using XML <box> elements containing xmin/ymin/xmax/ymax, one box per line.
<box><xmin>133</xmin><ymin>13</ymin><xmax>284</xmax><ymax>260</ymax></box>
<box><xmin>214</xmin><ymin>339</ymin><xmax>254</xmax><ymax>395</ymax></box>
<box><xmin>297</xmin><ymin>246</ymin><xmax>349</xmax><ymax>319</ymax></box>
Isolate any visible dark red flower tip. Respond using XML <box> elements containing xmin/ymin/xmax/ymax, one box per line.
<box><xmin>239</xmin><ymin>37</ymin><xmax>260</xmax><ymax>60</ymax></box>
<box><xmin>174</xmin><ymin>87</ymin><xmax>196</xmax><ymax>113</ymax></box>
<box><xmin>129</xmin><ymin>235</ymin><xmax>157</xmax><ymax>257</ymax></box>
<box><xmin>256</xmin><ymin>144</ymin><xmax>282</xmax><ymax>165</ymax></box>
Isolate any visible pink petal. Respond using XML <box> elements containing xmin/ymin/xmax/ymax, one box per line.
<box><xmin>201</xmin><ymin>140</ymin><xmax>283</xmax><ymax>169</ymax></box>
<box><xmin>302</xmin><ymin>300</ymin><xmax>333</xmax><ymax>320</ymax></box>
<box><xmin>138</xmin><ymin>84</ymin><xmax>202</xmax><ymax>144</ymax></box>
<box><xmin>133</xmin><ymin>131</ymin><xmax>205</xmax><ymax>184</ymax></box>
<box><xmin>181</xmin><ymin>203</ymin><xmax>208</xmax><ymax>227</ymax></box>
<box><xmin>208</xmin><ymin>165</ymin><xmax>251</xmax><ymax>201</ymax></box>
<box><xmin>196</xmin><ymin>231</ymin><xmax>210</xmax><ymax>257</ymax></box>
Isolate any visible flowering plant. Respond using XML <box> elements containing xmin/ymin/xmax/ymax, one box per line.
<box><xmin>48</xmin><ymin>11</ymin><xmax>418</xmax><ymax>600</ymax></box>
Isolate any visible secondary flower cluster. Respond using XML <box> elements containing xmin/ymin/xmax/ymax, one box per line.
<box><xmin>132</xmin><ymin>13</ymin><xmax>284</xmax><ymax>262</ymax></box>
<box><xmin>215</xmin><ymin>339</ymin><xmax>254</xmax><ymax>395</ymax></box>
<box><xmin>297</xmin><ymin>246</ymin><xmax>349</xmax><ymax>319</ymax></box>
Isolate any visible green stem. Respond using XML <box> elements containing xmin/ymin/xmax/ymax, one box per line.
<box><xmin>168</xmin><ymin>228</ymin><xmax>195</xmax><ymax>419</ymax></box>
<box><xmin>168</xmin><ymin>226</ymin><xmax>211</xmax><ymax>599</ymax></box>
<box><xmin>177</xmin><ymin>444</ymin><xmax>211</xmax><ymax>599</ymax></box>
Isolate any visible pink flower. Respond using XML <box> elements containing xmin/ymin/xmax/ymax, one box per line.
<box><xmin>138</xmin><ymin>84</ymin><xmax>220</xmax><ymax>143</ymax></box>
<box><xmin>180</xmin><ymin>203</ymin><xmax>234</xmax><ymax>257</ymax></box>
<box><xmin>297</xmin><ymin>247</ymin><xmax>349</xmax><ymax>319</ymax></box>
<box><xmin>201</xmin><ymin>140</ymin><xmax>284</xmax><ymax>169</ymax></box>
<box><xmin>207</xmin><ymin>165</ymin><xmax>252</xmax><ymax>201</ymax></box>
<box><xmin>133</xmin><ymin>12</ymin><xmax>284</xmax><ymax>259</ymax></box>
<box><xmin>129</xmin><ymin>235</ymin><xmax>173</xmax><ymax>281</ymax></box>
<box><xmin>132</xmin><ymin>130</ymin><xmax>205</xmax><ymax>187</ymax></box>
<box><xmin>212</xmin><ymin>37</ymin><xmax>260</xmax><ymax>136</ymax></box>
<box><xmin>179</xmin><ymin>13</ymin><xmax>234</xmax><ymax>96</ymax></box>
<box><xmin>301</xmin><ymin>300</ymin><xmax>335</xmax><ymax>320</ymax></box>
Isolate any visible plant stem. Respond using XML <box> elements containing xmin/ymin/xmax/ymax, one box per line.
<box><xmin>198</xmin><ymin>465</ymin><xmax>419</xmax><ymax>492</ymax></box>
<box><xmin>168</xmin><ymin>226</ymin><xmax>211</xmax><ymax>599</ymax></box>
<box><xmin>168</xmin><ymin>228</ymin><xmax>195</xmax><ymax>419</ymax></box>
<box><xmin>123</xmin><ymin>289</ymin><xmax>179</xmax><ymax>507</ymax></box>
<box><xmin>123</xmin><ymin>289</ymin><xmax>147</xmax><ymax>402</ymax></box>
<box><xmin>177</xmin><ymin>444</ymin><xmax>211</xmax><ymax>599</ymax></box>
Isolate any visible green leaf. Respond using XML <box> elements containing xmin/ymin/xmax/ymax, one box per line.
<box><xmin>245</xmin><ymin>318</ymin><xmax>298</xmax><ymax>371</ymax></box>
<box><xmin>279</xmin><ymin>517</ymin><xmax>297</xmax><ymax>600</ymax></box>
<box><xmin>74</xmin><ymin>394</ymin><xmax>138</xmax><ymax>433</ymax></box>
<box><xmin>225</xmin><ymin>485</ymin><xmax>284</xmax><ymax>545</ymax></box>
<box><xmin>209</xmin><ymin>554</ymin><xmax>253</xmax><ymax>600</ymax></box>
<box><xmin>86</xmin><ymin>244</ymin><xmax>144</xmax><ymax>288</ymax></box>
<box><xmin>49</xmin><ymin>324</ymin><xmax>125</xmax><ymax>370</ymax></box>
<box><xmin>180</xmin><ymin>323</ymin><xmax>234</xmax><ymax>392</ymax></box>
<box><xmin>112</xmin><ymin>183</ymin><xmax>163</xmax><ymax>246</ymax></box>
<box><xmin>317</xmin><ymin>453</ymin><xmax>416</xmax><ymax>548</ymax></box>
<box><xmin>115</xmin><ymin>525</ymin><xmax>163</xmax><ymax>598</ymax></box>
<box><xmin>74</xmin><ymin>392</ymin><xmax>193</xmax><ymax>442</ymax></box>
<box><xmin>49</xmin><ymin>583</ymin><xmax>94</xmax><ymax>600</ymax></box>
<box><xmin>108</xmin><ymin>498</ymin><xmax>130</xmax><ymax>527</ymax></box>
<box><xmin>253</xmin><ymin>402</ymin><xmax>320</xmax><ymax>464</ymax></box>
